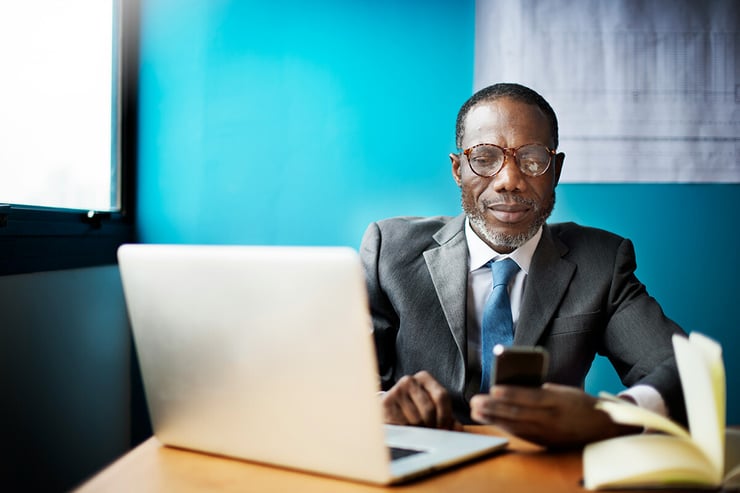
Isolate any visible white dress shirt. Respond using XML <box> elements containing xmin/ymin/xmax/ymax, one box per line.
<box><xmin>463</xmin><ymin>219</ymin><xmax>667</xmax><ymax>416</ymax></box>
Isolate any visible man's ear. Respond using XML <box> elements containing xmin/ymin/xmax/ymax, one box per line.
<box><xmin>450</xmin><ymin>153</ymin><xmax>462</xmax><ymax>187</ymax></box>
<box><xmin>552</xmin><ymin>152</ymin><xmax>565</xmax><ymax>188</ymax></box>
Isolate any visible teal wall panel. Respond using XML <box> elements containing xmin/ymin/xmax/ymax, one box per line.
<box><xmin>551</xmin><ymin>184</ymin><xmax>740</xmax><ymax>424</ymax></box>
<box><xmin>137</xmin><ymin>0</ymin><xmax>470</xmax><ymax>247</ymax></box>
<box><xmin>137</xmin><ymin>1</ymin><xmax>740</xmax><ymax>424</ymax></box>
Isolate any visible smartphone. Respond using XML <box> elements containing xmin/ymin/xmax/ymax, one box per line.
<box><xmin>490</xmin><ymin>344</ymin><xmax>549</xmax><ymax>387</ymax></box>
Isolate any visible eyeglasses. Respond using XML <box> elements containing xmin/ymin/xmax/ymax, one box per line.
<box><xmin>462</xmin><ymin>143</ymin><xmax>555</xmax><ymax>178</ymax></box>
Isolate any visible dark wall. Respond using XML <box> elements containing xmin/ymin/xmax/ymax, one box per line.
<box><xmin>0</xmin><ymin>266</ymin><xmax>133</xmax><ymax>491</ymax></box>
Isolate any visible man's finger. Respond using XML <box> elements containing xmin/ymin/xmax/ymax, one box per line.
<box><xmin>406</xmin><ymin>376</ymin><xmax>439</xmax><ymax>426</ymax></box>
<box><xmin>390</xmin><ymin>376</ymin><xmax>425</xmax><ymax>425</ymax></box>
<box><xmin>414</xmin><ymin>371</ymin><xmax>454</xmax><ymax>428</ymax></box>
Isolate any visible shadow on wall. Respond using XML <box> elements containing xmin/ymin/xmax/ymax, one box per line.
<box><xmin>0</xmin><ymin>266</ymin><xmax>138</xmax><ymax>491</ymax></box>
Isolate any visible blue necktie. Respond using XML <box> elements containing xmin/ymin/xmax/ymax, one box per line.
<box><xmin>480</xmin><ymin>258</ymin><xmax>519</xmax><ymax>393</ymax></box>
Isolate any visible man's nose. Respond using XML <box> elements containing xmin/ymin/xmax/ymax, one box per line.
<box><xmin>492</xmin><ymin>154</ymin><xmax>526</xmax><ymax>192</ymax></box>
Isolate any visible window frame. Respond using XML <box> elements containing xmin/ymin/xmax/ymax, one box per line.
<box><xmin>0</xmin><ymin>0</ymin><xmax>139</xmax><ymax>276</ymax></box>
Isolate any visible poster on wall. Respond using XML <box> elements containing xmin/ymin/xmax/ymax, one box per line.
<box><xmin>474</xmin><ymin>0</ymin><xmax>739</xmax><ymax>183</ymax></box>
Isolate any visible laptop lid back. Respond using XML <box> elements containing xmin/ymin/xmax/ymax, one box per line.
<box><xmin>118</xmin><ymin>244</ymin><xmax>392</xmax><ymax>483</ymax></box>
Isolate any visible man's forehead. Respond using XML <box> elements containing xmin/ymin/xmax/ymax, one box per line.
<box><xmin>462</xmin><ymin>98</ymin><xmax>551</xmax><ymax>143</ymax></box>
<box><xmin>465</xmin><ymin>102</ymin><xmax>498</xmax><ymax>123</ymax></box>
<box><xmin>462</xmin><ymin>105</ymin><xmax>500</xmax><ymax>144</ymax></box>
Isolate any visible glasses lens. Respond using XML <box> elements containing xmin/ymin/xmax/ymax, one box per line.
<box><xmin>517</xmin><ymin>144</ymin><xmax>551</xmax><ymax>176</ymax></box>
<box><xmin>468</xmin><ymin>145</ymin><xmax>504</xmax><ymax>176</ymax></box>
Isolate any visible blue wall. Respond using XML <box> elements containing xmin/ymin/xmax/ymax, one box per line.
<box><xmin>138</xmin><ymin>0</ymin><xmax>469</xmax><ymax>247</ymax></box>
<box><xmin>550</xmin><ymin>184</ymin><xmax>740</xmax><ymax>424</ymax></box>
<box><xmin>137</xmin><ymin>1</ymin><xmax>740</xmax><ymax>424</ymax></box>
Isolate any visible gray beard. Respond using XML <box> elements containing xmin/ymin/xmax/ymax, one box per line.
<box><xmin>463</xmin><ymin>192</ymin><xmax>555</xmax><ymax>251</ymax></box>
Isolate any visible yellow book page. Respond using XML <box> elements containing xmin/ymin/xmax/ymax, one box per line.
<box><xmin>596</xmin><ymin>392</ymin><xmax>690</xmax><ymax>439</ymax></box>
<box><xmin>688</xmin><ymin>333</ymin><xmax>726</xmax><ymax>444</ymax></box>
<box><xmin>583</xmin><ymin>434</ymin><xmax>716</xmax><ymax>489</ymax></box>
<box><xmin>725</xmin><ymin>428</ymin><xmax>740</xmax><ymax>486</ymax></box>
<box><xmin>673</xmin><ymin>333</ymin><xmax>725</xmax><ymax>477</ymax></box>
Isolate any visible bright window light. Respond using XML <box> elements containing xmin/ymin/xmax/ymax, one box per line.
<box><xmin>0</xmin><ymin>0</ymin><xmax>115</xmax><ymax>211</ymax></box>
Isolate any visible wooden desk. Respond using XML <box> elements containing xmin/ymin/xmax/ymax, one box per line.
<box><xmin>74</xmin><ymin>426</ymin><xmax>691</xmax><ymax>493</ymax></box>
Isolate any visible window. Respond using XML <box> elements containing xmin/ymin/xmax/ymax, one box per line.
<box><xmin>0</xmin><ymin>0</ymin><xmax>138</xmax><ymax>275</ymax></box>
<box><xmin>0</xmin><ymin>0</ymin><xmax>115</xmax><ymax>210</ymax></box>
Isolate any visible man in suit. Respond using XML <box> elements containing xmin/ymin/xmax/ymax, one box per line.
<box><xmin>360</xmin><ymin>83</ymin><xmax>686</xmax><ymax>447</ymax></box>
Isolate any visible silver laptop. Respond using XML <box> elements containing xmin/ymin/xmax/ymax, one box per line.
<box><xmin>117</xmin><ymin>244</ymin><xmax>507</xmax><ymax>484</ymax></box>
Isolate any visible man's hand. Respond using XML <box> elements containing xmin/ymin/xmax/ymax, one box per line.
<box><xmin>469</xmin><ymin>383</ymin><xmax>640</xmax><ymax>448</ymax></box>
<box><xmin>381</xmin><ymin>371</ymin><xmax>459</xmax><ymax>430</ymax></box>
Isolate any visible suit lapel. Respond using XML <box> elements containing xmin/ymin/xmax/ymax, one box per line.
<box><xmin>420</xmin><ymin>219</ymin><xmax>575</xmax><ymax>386</ymax></box>
<box><xmin>422</xmin><ymin>215</ymin><xmax>468</xmax><ymax>360</ymax></box>
<box><xmin>515</xmin><ymin>224</ymin><xmax>575</xmax><ymax>346</ymax></box>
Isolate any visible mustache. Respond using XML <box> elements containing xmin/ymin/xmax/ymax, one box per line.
<box><xmin>482</xmin><ymin>194</ymin><xmax>538</xmax><ymax>209</ymax></box>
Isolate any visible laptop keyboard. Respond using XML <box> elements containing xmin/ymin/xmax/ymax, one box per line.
<box><xmin>389</xmin><ymin>446</ymin><xmax>424</xmax><ymax>461</ymax></box>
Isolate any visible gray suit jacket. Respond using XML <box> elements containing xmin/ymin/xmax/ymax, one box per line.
<box><xmin>360</xmin><ymin>214</ymin><xmax>687</xmax><ymax>424</ymax></box>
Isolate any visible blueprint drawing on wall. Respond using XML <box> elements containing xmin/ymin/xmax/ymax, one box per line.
<box><xmin>475</xmin><ymin>0</ymin><xmax>739</xmax><ymax>182</ymax></box>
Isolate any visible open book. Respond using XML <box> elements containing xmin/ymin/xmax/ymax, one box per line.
<box><xmin>583</xmin><ymin>332</ymin><xmax>740</xmax><ymax>490</ymax></box>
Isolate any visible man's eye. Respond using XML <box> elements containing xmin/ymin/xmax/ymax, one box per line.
<box><xmin>474</xmin><ymin>157</ymin><xmax>497</xmax><ymax>168</ymax></box>
<box><xmin>473</xmin><ymin>153</ymin><xmax>497</xmax><ymax>163</ymax></box>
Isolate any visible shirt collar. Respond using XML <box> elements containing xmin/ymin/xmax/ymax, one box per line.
<box><xmin>465</xmin><ymin>217</ymin><xmax>542</xmax><ymax>275</ymax></box>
